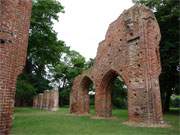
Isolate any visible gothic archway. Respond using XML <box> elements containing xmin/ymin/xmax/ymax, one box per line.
<box><xmin>70</xmin><ymin>5</ymin><xmax>164</xmax><ymax>125</ymax></box>
<box><xmin>70</xmin><ymin>75</ymin><xmax>95</xmax><ymax>115</ymax></box>
<box><xmin>79</xmin><ymin>76</ymin><xmax>95</xmax><ymax>114</ymax></box>
<box><xmin>95</xmin><ymin>69</ymin><xmax>128</xmax><ymax>118</ymax></box>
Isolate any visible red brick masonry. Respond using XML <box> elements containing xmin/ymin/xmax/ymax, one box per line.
<box><xmin>33</xmin><ymin>90</ymin><xmax>59</xmax><ymax>112</ymax></box>
<box><xmin>0</xmin><ymin>0</ymin><xmax>32</xmax><ymax>134</ymax></box>
<box><xmin>70</xmin><ymin>4</ymin><xmax>164</xmax><ymax>125</ymax></box>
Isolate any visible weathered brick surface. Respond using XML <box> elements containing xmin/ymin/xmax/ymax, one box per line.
<box><xmin>0</xmin><ymin>0</ymin><xmax>32</xmax><ymax>134</ymax></box>
<box><xmin>43</xmin><ymin>90</ymin><xmax>49</xmax><ymax>110</ymax></box>
<box><xmin>49</xmin><ymin>90</ymin><xmax>59</xmax><ymax>111</ymax></box>
<box><xmin>39</xmin><ymin>93</ymin><xmax>44</xmax><ymax>109</ymax></box>
<box><xmin>33</xmin><ymin>95</ymin><xmax>38</xmax><ymax>108</ymax></box>
<box><xmin>33</xmin><ymin>90</ymin><xmax>59</xmax><ymax>111</ymax></box>
<box><xmin>70</xmin><ymin>4</ymin><xmax>163</xmax><ymax>124</ymax></box>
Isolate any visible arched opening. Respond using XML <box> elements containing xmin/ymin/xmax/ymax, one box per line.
<box><xmin>80</xmin><ymin>76</ymin><xmax>95</xmax><ymax>114</ymax></box>
<box><xmin>100</xmin><ymin>70</ymin><xmax>128</xmax><ymax>118</ymax></box>
<box><xmin>111</xmin><ymin>76</ymin><xmax>128</xmax><ymax>119</ymax></box>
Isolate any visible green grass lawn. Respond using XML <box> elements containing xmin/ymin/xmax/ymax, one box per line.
<box><xmin>11</xmin><ymin>107</ymin><xmax>180</xmax><ymax>135</ymax></box>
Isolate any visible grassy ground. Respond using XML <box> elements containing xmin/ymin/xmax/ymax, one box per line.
<box><xmin>11</xmin><ymin>107</ymin><xmax>180</xmax><ymax>135</ymax></box>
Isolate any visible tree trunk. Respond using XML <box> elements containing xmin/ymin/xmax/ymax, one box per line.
<box><xmin>163</xmin><ymin>90</ymin><xmax>171</xmax><ymax>112</ymax></box>
<box><xmin>24</xmin><ymin>58</ymin><xmax>33</xmax><ymax>74</ymax></box>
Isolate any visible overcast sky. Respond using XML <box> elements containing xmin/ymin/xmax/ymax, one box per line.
<box><xmin>54</xmin><ymin>0</ymin><xmax>133</xmax><ymax>60</ymax></box>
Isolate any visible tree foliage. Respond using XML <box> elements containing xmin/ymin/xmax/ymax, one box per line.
<box><xmin>28</xmin><ymin>0</ymin><xmax>65</xmax><ymax>76</ymax></box>
<box><xmin>51</xmin><ymin>50</ymin><xmax>87</xmax><ymax>106</ymax></box>
<box><xmin>16</xmin><ymin>74</ymin><xmax>37</xmax><ymax>106</ymax></box>
<box><xmin>16</xmin><ymin>0</ymin><xmax>87</xmax><ymax>106</ymax></box>
<box><xmin>112</xmin><ymin>78</ymin><xmax>127</xmax><ymax>109</ymax></box>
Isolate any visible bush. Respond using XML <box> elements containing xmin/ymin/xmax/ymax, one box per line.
<box><xmin>112</xmin><ymin>97</ymin><xmax>127</xmax><ymax>109</ymax></box>
<box><xmin>170</xmin><ymin>95</ymin><xmax>180</xmax><ymax>108</ymax></box>
<box><xmin>112</xmin><ymin>78</ymin><xmax>127</xmax><ymax>109</ymax></box>
<box><xmin>16</xmin><ymin>75</ymin><xmax>37</xmax><ymax>106</ymax></box>
<box><xmin>59</xmin><ymin>88</ymin><xmax>70</xmax><ymax>106</ymax></box>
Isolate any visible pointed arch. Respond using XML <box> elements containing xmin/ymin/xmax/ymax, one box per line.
<box><xmin>78</xmin><ymin>76</ymin><xmax>95</xmax><ymax>114</ymax></box>
<box><xmin>95</xmin><ymin>69</ymin><xmax>128</xmax><ymax>117</ymax></box>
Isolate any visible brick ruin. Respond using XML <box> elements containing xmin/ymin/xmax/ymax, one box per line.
<box><xmin>33</xmin><ymin>90</ymin><xmax>59</xmax><ymax>111</ymax></box>
<box><xmin>70</xmin><ymin>4</ymin><xmax>164</xmax><ymax>125</ymax></box>
<box><xmin>0</xmin><ymin>0</ymin><xmax>32</xmax><ymax>134</ymax></box>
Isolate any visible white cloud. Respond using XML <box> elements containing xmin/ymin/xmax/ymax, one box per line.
<box><xmin>54</xmin><ymin>0</ymin><xmax>133</xmax><ymax>60</ymax></box>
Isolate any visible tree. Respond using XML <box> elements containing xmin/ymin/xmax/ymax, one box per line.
<box><xmin>25</xmin><ymin>0</ymin><xmax>66</xmax><ymax>91</ymax></box>
<box><xmin>133</xmin><ymin>0</ymin><xmax>180</xmax><ymax>112</ymax></box>
<box><xmin>27</xmin><ymin>0</ymin><xmax>65</xmax><ymax>77</ymax></box>
<box><xmin>51</xmin><ymin>50</ymin><xmax>86</xmax><ymax>106</ymax></box>
<box><xmin>16</xmin><ymin>0</ymin><xmax>66</xmax><ymax>105</ymax></box>
<box><xmin>16</xmin><ymin>74</ymin><xmax>37</xmax><ymax>106</ymax></box>
<box><xmin>112</xmin><ymin>77</ymin><xmax>127</xmax><ymax>109</ymax></box>
<box><xmin>85</xmin><ymin>58</ymin><xmax>95</xmax><ymax>69</ymax></box>
<box><xmin>16</xmin><ymin>0</ymin><xmax>89</xmax><ymax>106</ymax></box>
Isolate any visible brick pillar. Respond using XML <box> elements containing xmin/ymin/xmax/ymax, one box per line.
<box><xmin>49</xmin><ymin>90</ymin><xmax>59</xmax><ymax>111</ymax></box>
<box><xmin>48</xmin><ymin>91</ymin><xmax>52</xmax><ymax>111</ymax></box>
<box><xmin>95</xmin><ymin>71</ymin><xmax>115</xmax><ymax>118</ymax></box>
<box><xmin>95</xmin><ymin>85</ymin><xmax>108</xmax><ymax>117</ymax></box>
<box><xmin>33</xmin><ymin>96</ymin><xmax>36</xmax><ymax>108</ymax></box>
<box><xmin>0</xmin><ymin>0</ymin><xmax>32</xmax><ymax>134</ymax></box>
<box><xmin>37</xmin><ymin>94</ymin><xmax>40</xmax><ymax>109</ymax></box>
<box><xmin>42</xmin><ymin>91</ymin><xmax>46</xmax><ymax>110</ymax></box>
<box><xmin>70</xmin><ymin>77</ymin><xmax>81</xmax><ymax>114</ymax></box>
<box><xmin>53</xmin><ymin>90</ymin><xmax>59</xmax><ymax>111</ymax></box>
<box><xmin>39</xmin><ymin>93</ymin><xmax>44</xmax><ymax>110</ymax></box>
<box><xmin>70</xmin><ymin>75</ymin><xmax>92</xmax><ymax>115</ymax></box>
<box><xmin>34</xmin><ymin>96</ymin><xmax>38</xmax><ymax>108</ymax></box>
<box><xmin>44</xmin><ymin>90</ymin><xmax>50</xmax><ymax>110</ymax></box>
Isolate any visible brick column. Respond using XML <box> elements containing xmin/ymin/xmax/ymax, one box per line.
<box><xmin>49</xmin><ymin>90</ymin><xmax>59</xmax><ymax>111</ymax></box>
<box><xmin>0</xmin><ymin>0</ymin><xmax>32</xmax><ymax>134</ymax></box>
<box><xmin>39</xmin><ymin>93</ymin><xmax>44</xmax><ymax>110</ymax></box>
<box><xmin>33</xmin><ymin>96</ymin><xmax>36</xmax><ymax>108</ymax></box>
<box><xmin>44</xmin><ymin>90</ymin><xmax>50</xmax><ymax>110</ymax></box>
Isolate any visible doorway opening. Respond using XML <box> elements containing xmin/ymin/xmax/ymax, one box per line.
<box><xmin>80</xmin><ymin>76</ymin><xmax>95</xmax><ymax>114</ymax></box>
<box><xmin>111</xmin><ymin>76</ymin><xmax>128</xmax><ymax>119</ymax></box>
<box><xmin>101</xmin><ymin>70</ymin><xmax>128</xmax><ymax>118</ymax></box>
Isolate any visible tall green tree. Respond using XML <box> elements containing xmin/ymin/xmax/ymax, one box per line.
<box><xmin>112</xmin><ymin>77</ymin><xmax>127</xmax><ymax>109</ymax></box>
<box><xmin>133</xmin><ymin>0</ymin><xmax>180</xmax><ymax>112</ymax></box>
<box><xmin>51</xmin><ymin>50</ymin><xmax>86</xmax><ymax>106</ymax></box>
<box><xmin>27</xmin><ymin>0</ymin><xmax>65</xmax><ymax>78</ymax></box>
<box><xmin>16</xmin><ymin>0</ymin><xmax>87</xmax><ymax>106</ymax></box>
<box><xmin>25</xmin><ymin>0</ymin><xmax>66</xmax><ymax>92</ymax></box>
<box><xmin>16</xmin><ymin>74</ymin><xmax>37</xmax><ymax>106</ymax></box>
<box><xmin>16</xmin><ymin>0</ymin><xmax>66</xmax><ymax>105</ymax></box>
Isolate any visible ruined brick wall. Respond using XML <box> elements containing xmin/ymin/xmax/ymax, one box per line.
<box><xmin>0</xmin><ymin>0</ymin><xmax>32</xmax><ymax>134</ymax></box>
<box><xmin>33</xmin><ymin>95</ymin><xmax>38</xmax><ymax>108</ymax></box>
<box><xmin>33</xmin><ymin>90</ymin><xmax>59</xmax><ymax>111</ymax></box>
<box><xmin>49</xmin><ymin>90</ymin><xmax>59</xmax><ymax>111</ymax></box>
<box><xmin>39</xmin><ymin>93</ymin><xmax>43</xmax><ymax>109</ymax></box>
<box><xmin>70</xmin><ymin>4</ymin><xmax>163</xmax><ymax>124</ymax></box>
<box><xmin>36</xmin><ymin>94</ymin><xmax>40</xmax><ymax>108</ymax></box>
<box><xmin>42</xmin><ymin>90</ymin><xmax>49</xmax><ymax>110</ymax></box>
